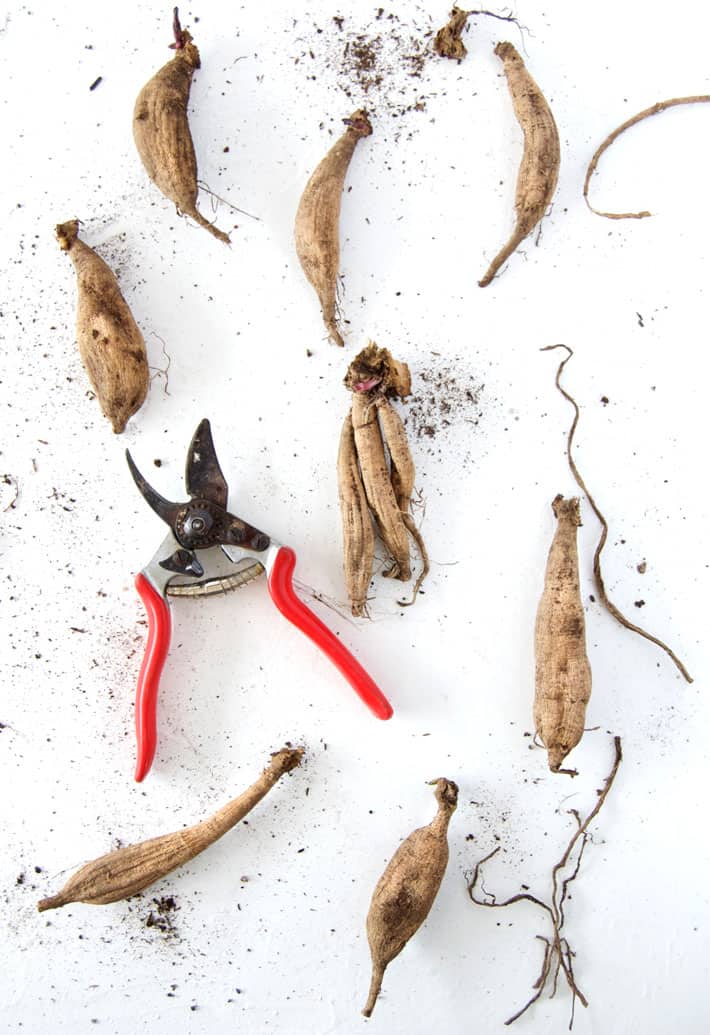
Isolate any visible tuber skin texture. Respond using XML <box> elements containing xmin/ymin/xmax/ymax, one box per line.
<box><xmin>534</xmin><ymin>496</ymin><xmax>591</xmax><ymax>775</ymax></box>
<box><xmin>351</xmin><ymin>390</ymin><xmax>412</xmax><ymax>583</ymax></box>
<box><xmin>338</xmin><ymin>343</ymin><xmax>429</xmax><ymax>612</ymax></box>
<box><xmin>133</xmin><ymin>11</ymin><xmax>230</xmax><ymax>244</ymax></box>
<box><xmin>37</xmin><ymin>746</ymin><xmax>303</xmax><ymax>911</ymax></box>
<box><xmin>56</xmin><ymin>220</ymin><xmax>149</xmax><ymax>434</ymax></box>
<box><xmin>337</xmin><ymin>412</ymin><xmax>375</xmax><ymax>616</ymax></box>
<box><xmin>363</xmin><ymin>778</ymin><xmax>458</xmax><ymax>1018</ymax></box>
<box><xmin>375</xmin><ymin>396</ymin><xmax>430</xmax><ymax>603</ymax></box>
<box><xmin>294</xmin><ymin>110</ymin><xmax>373</xmax><ymax>346</ymax></box>
<box><xmin>479</xmin><ymin>41</ymin><xmax>560</xmax><ymax>287</ymax></box>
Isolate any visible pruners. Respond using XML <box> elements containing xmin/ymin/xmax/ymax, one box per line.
<box><xmin>127</xmin><ymin>419</ymin><xmax>393</xmax><ymax>782</ymax></box>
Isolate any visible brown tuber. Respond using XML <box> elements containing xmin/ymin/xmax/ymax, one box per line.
<box><xmin>294</xmin><ymin>110</ymin><xmax>373</xmax><ymax>346</ymax></box>
<box><xmin>479</xmin><ymin>41</ymin><xmax>560</xmax><ymax>287</ymax></box>
<box><xmin>133</xmin><ymin>8</ymin><xmax>230</xmax><ymax>243</ymax></box>
<box><xmin>337</xmin><ymin>413</ymin><xmax>375</xmax><ymax>617</ymax></box>
<box><xmin>338</xmin><ymin>343</ymin><xmax>429</xmax><ymax>615</ymax></box>
<box><xmin>363</xmin><ymin>778</ymin><xmax>458</xmax><ymax>1017</ymax></box>
<box><xmin>37</xmin><ymin>745</ymin><xmax>303</xmax><ymax>911</ymax></box>
<box><xmin>56</xmin><ymin>219</ymin><xmax>149</xmax><ymax>434</ymax></box>
<box><xmin>534</xmin><ymin>495</ymin><xmax>592</xmax><ymax>775</ymax></box>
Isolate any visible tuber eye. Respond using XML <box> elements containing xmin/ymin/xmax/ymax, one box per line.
<box><xmin>55</xmin><ymin>220</ymin><xmax>148</xmax><ymax>435</ymax></box>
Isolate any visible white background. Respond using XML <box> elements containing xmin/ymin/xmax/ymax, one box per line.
<box><xmin>2</xmin><ymin>1</ymin><xmax>709</xmax><ymax>1032</ymax></box>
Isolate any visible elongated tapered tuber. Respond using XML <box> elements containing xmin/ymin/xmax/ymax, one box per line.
<box><xmin>534</xmin><ymin>495</ymin><xmax>592</xmax><ymax>775</ymax></box>
<box><xmin>338</xmin><ymin>342</ymin><xmax>429</xmax><ymax>614</ymax></box>
<box><xmin>37</xmin><ymin>746</ymin><xmax>303</xmax><ymax>911</ymax></box>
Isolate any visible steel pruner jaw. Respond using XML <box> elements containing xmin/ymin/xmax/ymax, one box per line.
<box><xmin>126</xmin><ymin>417</ymin><xmax>270</xmax><ymax>564</ymax></box>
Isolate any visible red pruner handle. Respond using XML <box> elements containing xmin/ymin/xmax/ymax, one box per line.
<box><xmin>267</xmin><ymin>546</ymin><xmax>393</xmax><ymax>720</ymax></box>
<box><xmin>134</xmin><ymin>573</ymin><xmax>172</xmax><ymax>782</ymax></box>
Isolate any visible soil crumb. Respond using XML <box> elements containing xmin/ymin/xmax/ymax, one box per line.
<box><xmin>145</xmin><ymin>895</ymin><xmax>180</xmax><ymax>939</ymax></box>
<box><xmin>403</xmin><ymin>356</ymin><xmax>484</xmax><ymax>451</ymax></box>
<box><xmin>293</xmin><ymin>10</ymin><xmax>435</xmax><ymax>131</ymax></box>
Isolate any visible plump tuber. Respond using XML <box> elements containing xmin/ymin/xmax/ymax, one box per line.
<box><xmin>534</xmin><ymin>495</ymin><xmax>591</xmax><ymax>775</ymax></box>
<box><xmin>56</xmin><ymin>219</ymin><xmax>149</xmax><ymax>434</ymax></box>
<box><xmin>133</xmin><ymin>8</ymin><xmax>230</xmax><ymax>243</ymax></box>
<box><xmin>363</xmin><ymin>778</ymin><xmax>458</xmax><ymax>1017</ymax></box>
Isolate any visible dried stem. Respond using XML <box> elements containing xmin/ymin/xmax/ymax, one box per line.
<box><xmin>434</xmin><ymin>7</ymin><xmax>530</xmax><ymax>59</ymax></box>
<box><xmin>541</xmin><ymin>344</ymin><xmax>692</xmax><ymax>683</ymax></box>
<box><xmin>584</xmin><ymin>96</ymin><xmax>710</xmax><ymax>219</ymax></box>
<box><xmin>171</xmin><ymin>7</ymin><xmax>185</xmax><ymax>50</ymax></box>
<box><xmin>467</xmin><ymin>736</ymin><xmax>623</xmax><ymax>1028</ymax></box>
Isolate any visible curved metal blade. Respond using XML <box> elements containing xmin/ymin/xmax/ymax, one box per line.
<box><xmin>126</xmin><ymin>450</ymin><xmax>182</xmax><ymax>529</ymax></box>
<box><xmin>185</xmin><ymin>419</ymin><xmax>229</xmax><ymax>507</ymax></box>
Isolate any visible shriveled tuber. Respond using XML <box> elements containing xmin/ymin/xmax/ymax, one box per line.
<box><xmin>363</xmin><ymin>778</ymin><xmax>458</xmax><ymax>1017</ymax></box>
<box><xmin>56</xmin><ymin>219</ymin><xmax>149</xmax><ymax>434</ymax></box>
<box><xmin>350</xmin><ymin>390</ymin><xmax>412</xmax><ymax>583</ymax></box>
<box><xmin>534</xmin><ymin>495</ymin><xmax>591</xmax><ymax>775</ymax></box>
<box><xmin>337</xmin><ymin>413</ymin><xmax>375</xmax><ymax>617</ymax></box>
<box><xmin>479</xmin><ymin>41</ymin><xmax>560</xmax><ymax>287</ymax></box>
<box><xmin>37</xmin><ymin>745</ymin><xmax>303</xmax><ymax>911</ymax></box>
<box><xmin>133</xmin><ymin>8</ymin><xmax>230</xmax><ymax>243</ymax></box>
<box><xmin>338</xmin><ymin>343</ymin><xmax>428</xmax><ymax>614</ymax></box>
<box><xmin>294</xmin><ymin>110</ymin><xmax>372</xmax><ymax>346</ymax></box>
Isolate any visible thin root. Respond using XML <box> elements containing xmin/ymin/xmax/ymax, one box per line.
<box><xmin>468</xmin><ymin>736</ymin><xmax>622</xmax><ymax>1027</ymax></box>
<box><xmin>584</xmin><ymin>95</ymin><xmax>710</xmax><ymax>219</ymax></box>
<box><xmin>398</xmin><ymin>514</ymin><xmax>430</xmax><ymax>606</ymax></box>
<box><xmin>197</xmin><ymin>180</ymin><xmax>261</xmax><ymax>221</ymax></box>
<box><xmin>2</xmin><ymin>474</ymin><xmax>19</xmax><ymax>512</ymax></box>
<box><xmin>541</xmin><ymin>344</ymin><xmax>692</xmax><ymax>683</ymax></box>
<box><xmin>149</xmin><ymin>333</ymin><xmax>172</xmax><ymax>395</ymax></box>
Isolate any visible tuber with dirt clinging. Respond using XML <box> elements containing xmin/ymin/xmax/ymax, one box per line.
<box><xmin>56</xmin><ymin>219</ymin><xmax>149</xmax><ymax>434</ymax></box>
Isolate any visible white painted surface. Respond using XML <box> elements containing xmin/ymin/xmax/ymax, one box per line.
<box><xmin>2</xmin><ymin>1</ymin><xmax>709</xmax><ymax>1032</ymax></box>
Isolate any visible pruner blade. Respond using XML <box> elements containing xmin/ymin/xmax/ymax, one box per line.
<box><xmin>185</xmin><ymin>418</ymin><xmax>229</xmax><ymax>508</ymax></box>
<box><xmin>125</xmin><ymin>449</ymin><xmax>181</xmax><ymax>530</ymax></box>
